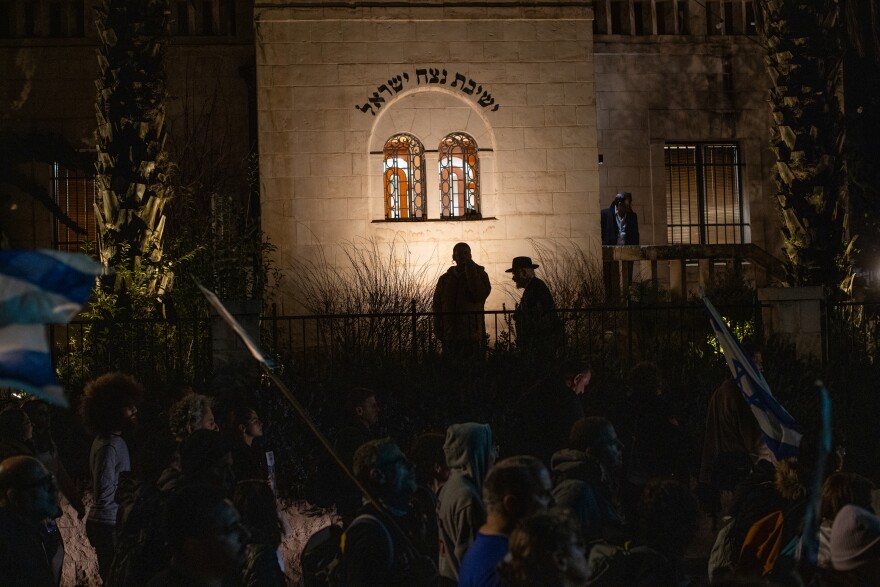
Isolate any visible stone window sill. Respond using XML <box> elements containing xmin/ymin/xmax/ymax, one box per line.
<box><xmin>372</xmin><ymin>217</ymin><xmax>496</xmax><ymax>223</ymax></box>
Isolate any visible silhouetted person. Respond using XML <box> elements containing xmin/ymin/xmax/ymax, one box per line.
<box><xmin>80</xmin><ymin>372</ymin><xmax>143</xmax><ymax>582</ymax></box>
<box><xmin>511</xmin><ymin>358</ymin><xmax>591</xmax><ymax>466</ymax></box>
<box><xmin>234</xmin><ymin>480</ymin><xmax>285</xmax><ymax>587</ymax></box>
<box><xmin>553</xmin><ymin>417</ymin><xmax>627</xmax><ymax>543</ymax></box>
<box><xmin>507</xmin><ymin>256</ymin><xmax>562</xmax><ymax>360</ymax></box>
<box><xmin>0</xmin><ymin>407</ymin><xmax>35</xmax><ymax>461</ymax></box>
<box><xmin>227</xmin><ymin>404</ymin><xmax>267</xmax><ymax>482</ymax></box>
<box><xmin>333</xmin><ymin>387</ymin><xmax>381</xmax><ymax>524</ymax></box>
<box><xmin>146</xmin><ymin>484</ymin><xmax>248</xmax><ymax>587</ymax></box>
<box><xmin>0</xmin><ymin>455</ymin><xmax>63</xmax><ymax>587</ymax></box>
<box><xmin>21</xmin><ymin>399</ymin><xmax>85</xmax><ymax>519</ymax></box>
<box><xmin>408</xmin><ymin>432</ymin><xmax>449</xmax><ymax>565</ymax></box>
<box><xmin>341</xmin><ymin>438</ymin><xmax>436</xmax><ymax>586</ymax></box>
<box><xmin>158</xmin><ymin>393</ymin><xmax>220</xmax><ymax>491</ymax></box>
<box><xmin>433</xmin><ymin>242</ymin><xmax>491</xmax><ymax>360</ymax></box>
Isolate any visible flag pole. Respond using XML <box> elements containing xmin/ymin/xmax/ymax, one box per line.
<box><xmin>196</xmin><ymin>281</ymin><xmax>426</xmax><ymax>560</ymax></box>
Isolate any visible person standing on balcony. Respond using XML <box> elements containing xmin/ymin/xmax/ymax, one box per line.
<box><xmin>601</xmin><ymin>192</ymin><xmax>640</xmax><ymax>299</ymax></box>
<box><xmin>433</xmin><ymin>242</ymin><xmax>492</xmax><ymax>360</ymax></box>
<box><xmin>507</xmin><ymin>256</ymin><xmax>562</xmax><ymax>361</ymax></box>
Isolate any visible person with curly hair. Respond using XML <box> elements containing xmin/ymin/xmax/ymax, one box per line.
<box><xmin>496</xmin><ymin>509</ymin><xmax>589</xmax><ymax>587</ymax></box>
<box><xmin>169</xmin><ymin>392</ymin><xmax>218</xmax><ymax>443</ymax></box>
<box><xmin>79</xmin><ymin>372</ymin><xmax>143</xmax><ymax>582</ymax></box>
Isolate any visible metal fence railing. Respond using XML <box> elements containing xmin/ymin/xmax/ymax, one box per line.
<box><xmin>44</xmin><ymin>300</ymin><xmax>769</xmax><ymax>392</ymax></box>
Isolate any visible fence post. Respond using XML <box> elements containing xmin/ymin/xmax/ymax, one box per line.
<box><xmin>270</xmin><ymin>303</ymin><xmax>277</xmax><ymax>356</ymax></box>
<box><xmin>626</xmin><ymin>295</ymin><xmax>633</xmax><ymax>367</ymax></box>
<box><xmin>411</xmin><ymin>298</ymin><xmax>418</xmax><ymax>361</ymax></box>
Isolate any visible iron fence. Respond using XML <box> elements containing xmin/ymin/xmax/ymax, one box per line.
<box><xmin>44</xmin><ymin>300</ymin><xmax>767</xmax><ymax>392</ymax></box>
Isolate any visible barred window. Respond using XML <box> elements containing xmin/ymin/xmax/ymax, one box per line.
<box><xmin>383</xmin><ymin>133</ymin><xmax>426</xmax><ymax>220</ymax></box>
<box><xmin>52</xmin><ymin>162</ymin><xmax>96</xmax><ymax>252</ymax></box>
<box><xmin>438</xmin><ymin>133</ymin><xmax>480</xmax><ymax>219</ymax></box>
<box><xmin>664</xmin><ymin>143</ymin><xmax>747</xmax><ymax>244</ymax></box>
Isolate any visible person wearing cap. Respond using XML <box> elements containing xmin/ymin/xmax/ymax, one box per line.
<box><xmin>600</xmin><ymin>192</ymin><xmax>639</xmax><ymax>299</ymax></box>
<box><xmin>432</xmin><ymin>242</ymin><xmax>492</xmax><ymax>360</ymax></box>
<box><xmin>826</xmin><ymin>504</ymin><xmax>880</xmax><ymax>584</ymax></box>
<box><xmin>506</xmin><ymin>256</ymin><xmax>562</xmax><ymax>359</ymax></box>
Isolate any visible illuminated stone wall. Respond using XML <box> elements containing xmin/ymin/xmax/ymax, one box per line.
<box><xmin>255</xmin><ymin>1</ymin><xmax>600</xmax><ymax>312</ymax></box>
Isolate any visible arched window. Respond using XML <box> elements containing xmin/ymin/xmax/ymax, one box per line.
<box><xmin>439</xmin><ymin>133</ymin><xmax>480</xmax><ymax>218</ymax></box>
<box><xmin>383</xmin><ymin>133</ymin><xmax>425</xmax><ymax>220</ymax></box>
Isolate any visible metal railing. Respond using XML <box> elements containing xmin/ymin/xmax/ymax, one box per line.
<box><xmin>46</xmin><ymin>299</ymin><xmax>778</xmax><ymax>390</ymax></box>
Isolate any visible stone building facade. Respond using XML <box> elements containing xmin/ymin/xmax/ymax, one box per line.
<box><xmin>3</xmin><ymin>0</ymin><xmax>781</xmax><ymax>311</ymax></box>
<box><xmin>257</xmin><ymin>0</ymin><xmax>779</xmax><ymax>312</ymax></box>
<box><xmin>255</xmin><ymin>0</ymin><xmax>599</xmax><ymax>311</ymax></box>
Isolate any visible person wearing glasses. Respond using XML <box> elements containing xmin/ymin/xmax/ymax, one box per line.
<box><xmin>0</xmin><ymin>455</ymin><xmax>63</xmax><ymax>587</ymax></box>
<box><xmin>341</xmin><ymin>438</ymin><xmax>437</xmax><ymax>586</ymax></box>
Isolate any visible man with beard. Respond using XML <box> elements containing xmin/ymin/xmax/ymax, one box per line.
<box><xmin>79</xmin><ymin>372</ymin><xmax>143</xmax><ymax>582</ymax></box>
<box><xmin>341</xmin><ymin>438</ymin><xmax>437</xmax><ymax>586</ymax></box>
<box><xmin>0</xmin><ymin>456</ymin><xmax>63</xmax><ymax>587</ymax></box>
<box><xmin>506</xmin><ymin>256</ymin><xmax>563</xmax><ymax>361</ymax></box>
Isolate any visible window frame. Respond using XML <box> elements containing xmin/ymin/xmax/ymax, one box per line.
<box><xmin>664</xmin><ymin>141</ymin><xmax>748</xmax><ymax>245</ymax></box>
<box><xmin>382</xmin><ymin>133</ymin><xmax>427</xmax><ymax>221</ymax></box>
<box><xmin>438</xmin><ymin>132</ymin><xmax>481</xmax><ymax>220</ymax></box>
<box><xmin>51</xmin><ymin>161</ymin><xmax>97</xmax><ymax>252</ymax></box>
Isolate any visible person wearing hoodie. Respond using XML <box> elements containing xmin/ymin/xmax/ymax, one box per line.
<box><xmin>437</xmin><ymin>422</ymin><xmax>496</xmax><ymax>586</ymax></box>
<box><xmin>432</xmin><ymin>242</ymin><xmax>492</xmax><ymax>360</ymax></box>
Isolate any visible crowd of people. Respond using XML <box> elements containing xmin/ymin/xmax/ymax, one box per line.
<box><xmin>1</xmin><ymin>347</ymin><xmax>880</xmax><ymax>586</ymax></box>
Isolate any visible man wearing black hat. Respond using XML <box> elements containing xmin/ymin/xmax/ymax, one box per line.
<box><xmin>506</xmin><ymin>257</ymin><xmax>562</xmax><ymax>359</ymax></box>
<box><xmin>601</xmin><ymin>192</ymin><xmax>639</xmax><ymax>299</ymax></box>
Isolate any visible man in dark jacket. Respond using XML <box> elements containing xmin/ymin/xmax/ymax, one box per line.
<box><xmin>0</xmin><ymin>455</ymin><xmax>62</xmax><ymax>587</ymax></box>
<box><xmin>507</xmin><ymin>256</ymin><xmax>562</xmax><ymax>360</ymax></box>
<box><xmin>510</xmin><ymin>358</ymin><xmax>591</xmax><ymax>467</ymax></box>
<box><xmin>433</xmin><ymin>242</ymin><xmax>492</xmax><ymax>359</ymax></box>
<box><xmin>601</xmin><ymin>192</ymin><xmax>640</xmax><ymax>299</ymax></box>
<box><xmin>601</xmin><ymin>192</ymin><xmax>639</xmax><ymax>246</ymax></box>
<box><xmin>341</xmin><ymin>438</ymin><xmax>436</xmax><ymax>586</ymax></box>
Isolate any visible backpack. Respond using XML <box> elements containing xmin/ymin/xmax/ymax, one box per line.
<box><xmin>708</xmin><ymin>516</ymin><xmax>737</xmax><ymax>582</ymax></box>
<box><xmin>585</xmin><ymin>541</ymin><xmax>672</xmax><ymax>587</ymax></box>
<box><xmin>106</xmin><ymin>473</ymin><xmax>171</xmax><ymax>587</ymax></box>
<box><xmin>300</xmin><ymin>515</ymin><xmax>393</xmax><ymax>587</ymax></box>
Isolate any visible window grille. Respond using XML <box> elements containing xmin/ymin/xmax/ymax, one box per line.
<box><xmin>438</xmin><ymin>133</ymin><xmax>480</xmax><ymax>219</ymax></box>
<box><xmin>383</xmin><ymin>134</ymin><xmax>426</xmax><ymax>220</ymax></box>
<box><xmin>664</xmin><ymin>143</ymin><xmax>747</xmax><ymax>245</ymax></box>
<box><xmin>52</xmin><ymin>162</ymin><xmax>96</xmax><ymax>252</ymax></box>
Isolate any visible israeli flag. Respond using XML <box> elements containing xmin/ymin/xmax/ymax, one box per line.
<box><xmin>0</xmin><ymin>250</ymin><xmax>104</xmax><ymax>406</ymax></box>
<box><xmin>702</xmin><ymin>294</ymin><xmax>801</xmax><ymax>460</ymax></box>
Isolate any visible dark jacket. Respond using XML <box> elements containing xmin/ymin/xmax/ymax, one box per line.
<box><xmin>0</xmin><ymin>507</ymin><xmax>55</xmax><ymax>587</ymax></box>
<box><xmin>341</xmin><ymin>503</ymin><xmax>436</xmax><ymax>587</ymax></box>
<box><xmin>550</xmin><ymin>449</ymin><xmax>627</xmax><ymax>544</ymax></box>
<box><xmin>231</xmin><ymin>438</ymin><xmax>267</xmax><ymax>482</ymax></box>
<box><xmin>432</xmin><ymin>262</ymin><xmax>491</xmax><ymax>344</ymax></box>
<box><xmin>512</xmin><ymin>377</ymin><xmax>584</xmax><ymax>467</ymax></box>
<box><xmin>513</xmin><ymin>277</ymin><xmax>562</xmax><ymax>351</ymax></box>
<box><xmin>601</xmin><ymin>205</ymin><xmax>640</xmax><ymax>246</ymax></box>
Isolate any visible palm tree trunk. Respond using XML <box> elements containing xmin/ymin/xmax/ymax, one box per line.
<box><xmin>93</xmin><ymin>0</ymin><xmax>173</xmax><ymax>299</ymax></box>
<box><xmin>757</xmin><ymin>0</ymin><xmax>852</xmax><ymax>291</ymax></box>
